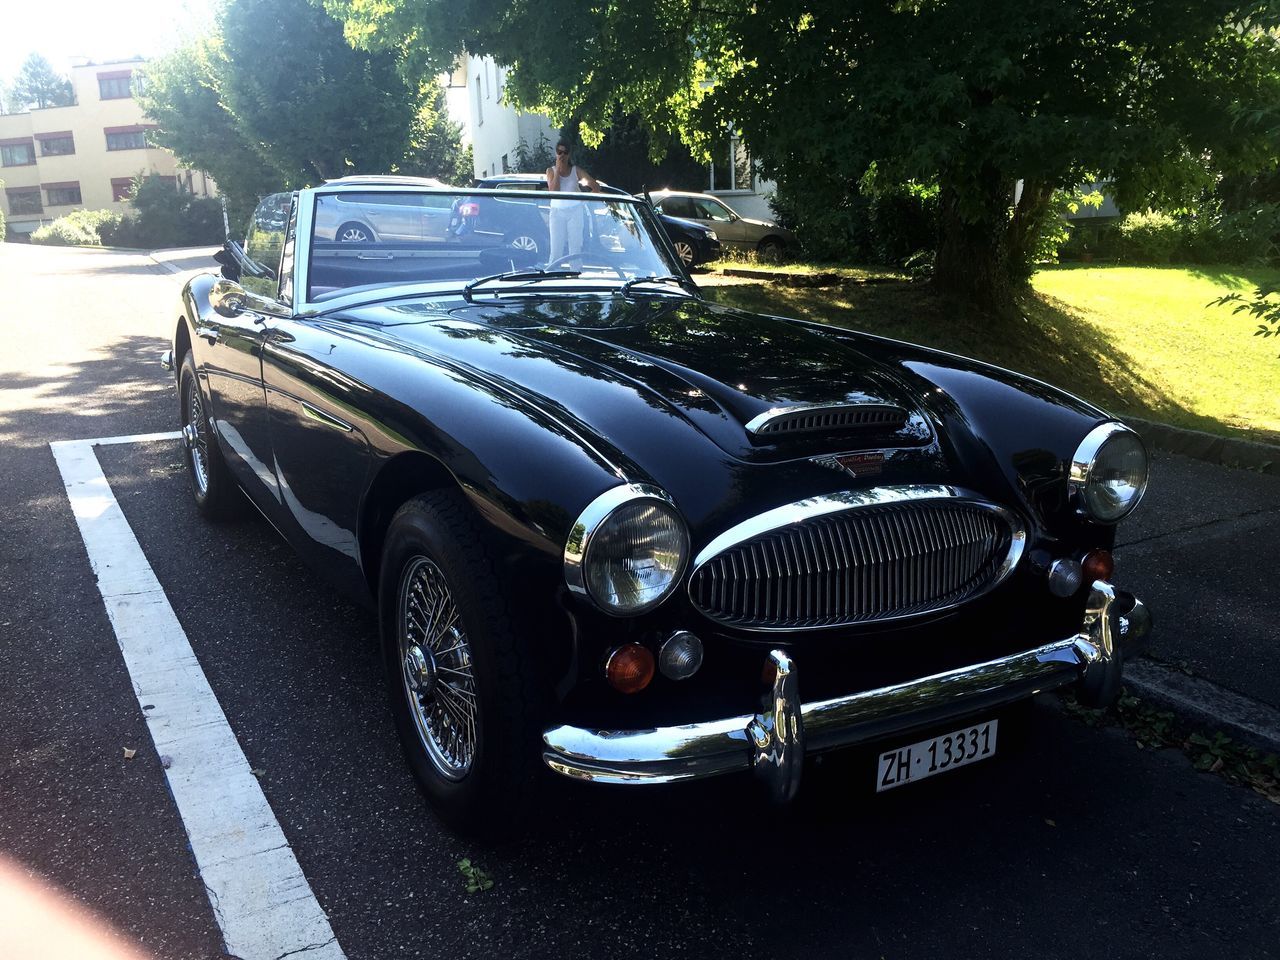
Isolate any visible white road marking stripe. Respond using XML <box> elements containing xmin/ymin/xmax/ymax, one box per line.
<box><xmin>50</xmin><ymin>436</ymin><xmax>346</xmax><ymax>960</ymax></box>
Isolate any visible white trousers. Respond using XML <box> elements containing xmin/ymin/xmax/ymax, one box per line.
<box><xmin>548</xmin><ymin>204</ymin><xmax>584</xmax><ymax>262</ymax></box>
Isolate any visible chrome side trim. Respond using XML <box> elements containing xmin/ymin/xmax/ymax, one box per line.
<box><xmin>688</xmin><ymin>486</ymin><xmax>1026</xmax><ymax>631</ymax></box>
<box><xmin>745</xmin><ymin>402</ymin><xmax>907</xmax><ymax>437</ymax></box>
<box><xmin>1068</xmin><ymin>421</ymin><xmax>1148</xmax><ymax>521</ymax></box>
<box><xmin>563</xmin><ymin>483</ymin><xmax>687</xmax><ymax>613</ymax></box>
<box><xmin>300</xmin><ymin>401</ymin><xmax>353</xmax><ymax>432</ymax></box>
<box><xmin>542</xmin><ymin>582</ymin><xmax>1135</xmax><ymax>790</ymax></box>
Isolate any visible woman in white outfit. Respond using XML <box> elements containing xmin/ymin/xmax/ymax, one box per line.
<box><xmin>546</xmin><ymin>140</ymin><xmax>599</xmax><ymax>262</ymax></box>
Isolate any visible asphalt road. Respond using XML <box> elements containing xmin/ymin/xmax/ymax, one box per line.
<box><xmin>1</xmin><ymin>243</ymin><xmax>1277</xmax><ymax>959</ymax></box>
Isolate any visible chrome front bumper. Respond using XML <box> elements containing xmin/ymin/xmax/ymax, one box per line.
<box><xmin>542</xmin><ymin>582</ymin><xmax>1150</xmax><ymax>801</ymax></box>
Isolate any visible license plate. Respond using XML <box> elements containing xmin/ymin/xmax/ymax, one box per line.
<box><xmin>876</xmin><ymin>719</ymin><xmax>998</xmax><ymax>792</ymax></box>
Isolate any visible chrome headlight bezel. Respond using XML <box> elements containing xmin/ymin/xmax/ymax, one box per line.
<box><xmin>564</xmin><ymin>483</ymin><xmax>690</xmax><ymax>616</ymax></box>
<box><xmin>1068</xmin><ymin>422</ymin><xmax>1149</xmax><ymax>523</ymax></box>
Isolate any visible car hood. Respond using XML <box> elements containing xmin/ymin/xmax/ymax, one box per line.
<box><xmin>338</xmin><ymin>295</ymin><xmax>949</xmax><ymax>463</ymax></box>
<box><xmin>328</xmin><ymin>292</ymin><xmax>1105</xmax><ymax>531</ymax></box>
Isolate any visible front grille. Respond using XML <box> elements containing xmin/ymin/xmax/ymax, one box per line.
<box><xmin>689</xmin><ymin>500</ymin><xmax>1018</xmax><ymax>630</ymax></box>
<box><xmin>749</xmin><ymin>404</ymin><xmax>909</xmax><ymax>437</ymax></box>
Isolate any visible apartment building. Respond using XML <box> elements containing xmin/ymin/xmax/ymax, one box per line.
<box><xmin>444</xmin><ymin>55</ymin><xmax>557</xmax><ymax>181</ymax></box>
<box><xmin>0</xmin><ymin>57</ymin><xmax>212</xmax><ymax>238</ymax></box>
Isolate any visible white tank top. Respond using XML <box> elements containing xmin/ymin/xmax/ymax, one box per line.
<box><xmin>551</xmin><ymin>165</ymin><xmax>582</xmax><ymax>209</ymax></box>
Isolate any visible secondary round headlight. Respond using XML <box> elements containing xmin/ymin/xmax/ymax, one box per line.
<box><xmin>564</xmin><ymin>484</ymin><xmax>689</xmax><ymax>615</ymax></box>
<box><xmin>1069</xmin><ymin>423</ymin><xmax>1149</xmax><ymax>523</ymax></box>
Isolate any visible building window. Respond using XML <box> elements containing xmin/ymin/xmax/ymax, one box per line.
<box><xmin>1</xmin><ymin>142</ymin><xmax>36</xmax><ymax>167</ymax></box>
<box><xmin>111</xmin><ymin>177</ymin><xmax>135</xmax><ymax>202</ymax></box>
<box><xmin>706</xmin><ymin>132</ymin><xmax>757</xmax><ymax>192</ymax></box>
<box><xmin>501</xmin><ymin>153</ymin><xmax>509</xmax><ymax>173</ymax></box>
<box><xmin>45</xmin><ymin>184</ymin><xmax>82</xmax><ymax>206</ymax></box>
<box><xmin>6</xmin><ymin>189</ymin><xmax>42</xmax><ymax>215</ymax></box>
<box><xmin>38</xmin><ymin>135</ymin><xmax>75</xmax><ymax>157</ymax></box>
<box><xmin>98</xmin><ymin>75</ymin><xmax>132</xmax><ymax>99</ymax></box>
<box><xmin>475</xmin><ymin>76</ymin><xmax>483</xmax><ymax>125</ymax></box>
<box><xmin>106</xmin><ymin>130</ymin><xmax>147</xmax><ymax>151</ymax></box>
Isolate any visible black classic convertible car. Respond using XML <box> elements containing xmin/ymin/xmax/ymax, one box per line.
<box><xmin>166</xmin><ymin>177</ymin><xmax>1151</xmax><ymax>830</ymax></box>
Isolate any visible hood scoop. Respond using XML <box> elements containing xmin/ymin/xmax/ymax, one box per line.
<box><xmin>745</xmin><ymin>403</ymin><xmax>910</xmax><ymax>439</ymax></box>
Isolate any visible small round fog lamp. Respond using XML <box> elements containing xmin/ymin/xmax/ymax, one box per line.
<box><xmin>605</xmin><ymin>644</ymin><xmax>655</xmax><ymax>694</ymax></box>
<box><xmin>1047</xmin><ymin>558</ymin><xmax>1084</xmax><ymax>598</ymax></box>
<box><xmin>658</xmin><ymin>631</ymin><xmax>703</xmax><ymax>681</ymax></box>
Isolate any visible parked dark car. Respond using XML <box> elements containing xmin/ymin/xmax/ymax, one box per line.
<box><xmin>467</xmin><ymin>173</ymin><xmax>722</xmax><ymax>267</ymax></box>
<box><xmin>170</xmin><ymin>180</ymin><xmax>1151</xmax><ymax>832</ymax></box>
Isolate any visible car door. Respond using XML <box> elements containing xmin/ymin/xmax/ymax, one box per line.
<box><xmin>200</xmin><ymin>192</ymin><xmax>291</xmax><ymax>508</ymax></box>
<box><xmin>693</xmin><ymin>197</ymin><xmax>751</xmax><ymax>248</ymax></box>
<box><xmin>259</xmin><ymin>201</ymin><xmax>374</xmax><ymax>595</ymax></box>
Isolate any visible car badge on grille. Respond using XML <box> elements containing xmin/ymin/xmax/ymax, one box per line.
<box><xmin>811</xmin><ymin>452</ymin><xmax>885</xmax><ymax>478</ymax></box>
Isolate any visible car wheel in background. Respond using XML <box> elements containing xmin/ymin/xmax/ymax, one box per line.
<box><xmin>673</xmin><ymin>241</ymin><xmax>696</xmax><ymax>268</ymax></box>
<box><xmin>756</xmin><ymin>237</ymin><xmax>784</xmax><ymax>261</ymax></box>
<box><xmin>178</xmin><ymin>352</ymin><xmax>243</xmax><ymax>520</ymax></box>
<box><xmin>378</xmin><ymin>490</ymin><xmax>544</xmax><ymax>833</ymax></box>
<box><xmin>507</xmin><ymin>233</ymin><xmax>541</xmax><ymax>255</ymax></box>
<box><xmin>337</xmin><ymin>221</ymin><xmax>375</xmax><ymax>243</ymax></box>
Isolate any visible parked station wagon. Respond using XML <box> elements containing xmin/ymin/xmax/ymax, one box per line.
<box><xmin>166</xmin><ymin>177</ymin><xmax>1151</xmax><ymax>831</ymax></box>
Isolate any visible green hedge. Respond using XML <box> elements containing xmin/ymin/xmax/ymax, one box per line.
<box><xmin>30</xmin><ymin>209</ymin><xmax>124</xmax><ymax>246</ymax></box>
<box><xmin>29</xmin><ymin>176</ymin><xmax>224</xmax><ymax>249</ymax></box>
<box><xmin>1060</xmin><ymin>205</ymin><xmax>1280</xmax><ymax>265</ymax></box>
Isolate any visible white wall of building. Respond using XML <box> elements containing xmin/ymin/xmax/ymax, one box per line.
<box><xmin>444</xmin><ymin>56</ymin><xmax>557</xmax><ymax>181</ymax></box>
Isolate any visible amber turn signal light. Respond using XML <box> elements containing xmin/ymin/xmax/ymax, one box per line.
<box><xmin>605</xmin><ymin>643</ymin><xmax>655</xmax><ymax>694</ymax></box>
<box><xmin>1081</xmin><ymin>548</ymin><xmax>1114</xmax><ymax>584</ymax></box>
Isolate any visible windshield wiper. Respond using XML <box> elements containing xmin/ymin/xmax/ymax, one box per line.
<box><xmin>617</xmin><ymin>275</ymin><xmax>691</xmax><ymax>299</ymax></box>
<box><xmin>463</xmin><ymin>267</ymin><xmax>582</xmax><ymax>302</ymax></box>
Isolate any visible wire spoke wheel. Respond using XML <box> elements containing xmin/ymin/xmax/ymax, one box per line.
<box><xmin>398</xmin><ymin>556</ymin><xmax>478</xmax><ymax>780</ymax></box>
<box><xmin>184</xmin><ymin>376</ymin><xmax>210</xmax><ymax>496</ymax></box>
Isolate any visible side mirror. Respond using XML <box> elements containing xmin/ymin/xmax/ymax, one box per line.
<box><xmin>210</xmin><ymin>278</ymin><xmax>248</xmax><ymax>318</ymax></box>
<box><xmin>212</xmin><ymin>248</ymin><xmax>241</xmax><ymax>282</ymax></box>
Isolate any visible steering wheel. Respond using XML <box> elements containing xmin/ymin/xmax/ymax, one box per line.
<box><xmin>545</xmin><ymin>252</ymin><xmax>626</xmax><ymax>277</ymax></box>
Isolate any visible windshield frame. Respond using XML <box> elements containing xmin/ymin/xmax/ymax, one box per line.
<box><xmin>292</xmin><ymin>184</ymin><xmax>693</xmax><ymax>316</ymax></box>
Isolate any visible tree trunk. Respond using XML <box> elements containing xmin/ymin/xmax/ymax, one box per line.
<box><xmin>932</xmin><ymin>164</ymin><xmax>1020</xmax><ymax>316</ymax></box>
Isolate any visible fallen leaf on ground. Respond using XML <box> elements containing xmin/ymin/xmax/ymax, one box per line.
<box><xmin>123</xmin><ymin>748</ymin><xmax>136</xmax><ymax>760</ymax></box>
<box><xmin>1044</xmin><ymin>818</ymin><xmax>1057</xmax><ymax>827</ymax></box>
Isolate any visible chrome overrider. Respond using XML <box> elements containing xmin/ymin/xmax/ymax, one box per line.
<box><xmin>542</xmin><ymin>581</ymin><xmax>1151</xmax><ymax>800</ymax></box>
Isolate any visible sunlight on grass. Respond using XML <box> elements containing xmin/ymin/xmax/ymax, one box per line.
<box><xmin>1031</xmin><ymin>266</ymin><xmax>1280</xmax><ymax>441</ymax></box>
<box><xmin>703</xmin><ymin>265</ymin><xmax>1280</xmax><ymax>443</ymax></box>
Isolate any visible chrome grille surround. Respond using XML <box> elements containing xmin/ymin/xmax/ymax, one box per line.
<box><xmin>745</xmin><ymin>403</ymin><xmax>910</xmax><ymax>437</ymax></box>
<box><xmin>688</xmin><ymin>486</ymin><xmax>1025</xmax><ymax>631</ymax></box>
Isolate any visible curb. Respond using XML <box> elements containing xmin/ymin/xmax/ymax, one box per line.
<box><xmin>149</xmin><ymin>252</ymin><xmax>183</xmax><ymax>275</ymax></box>
<box><xmin>1124</xmin><ymin>658</ymin><xmax>1280</xmax><ymax>755</ymax></box>
<box><xmin>718</xmin><ymin>266</ymin><xmax>905</xmax><ymax>288</ymax></box>
<box><xmin>1124</xmin><ymin>416</ymin><xmax>1278</xmax><ymax>475</ymax></box>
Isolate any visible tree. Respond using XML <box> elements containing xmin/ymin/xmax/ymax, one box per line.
<box><xmin>141</xmin><ymin>0</ymin><xmax>466</xmax><ymax>228</ymax></box>
<box><xmin>7</xmin><ymin>53</ymin><xmax>74</xmax><ymax>111</ymax></box>
<box><xmin>399</xmin><ymin>84</ymin><xmax>473</xmax><ymax>184</ymax></box>
<box><xmin>322</xmin><ymin>0</ymin><xmax>1280</xmax><ymax>312</ymax></box>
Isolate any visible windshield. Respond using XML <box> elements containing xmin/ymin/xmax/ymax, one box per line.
<box><xmin>307</xmin><ymin>189</ymin><xmax>682</xmax><ymax>304</ymax></box>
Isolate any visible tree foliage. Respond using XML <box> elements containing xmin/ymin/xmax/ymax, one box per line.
<box><xmin>140</xmin><ymin>0</ymin><xmax>468</xmax><ymax>231</ymax></box>
<box><xmin>6</xmin><ymin>53</ymin><xmax>74</xmax><ymax>111</ymax></box>
<box><xmin>323</xmin><ymin>0</ymin><xmax>1280</xmax><ymax>309</ymax></box>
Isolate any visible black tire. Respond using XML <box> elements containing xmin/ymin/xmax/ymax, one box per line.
<box><xmin>336</xmin><ymin>221</ymin><xmax>375</xmax><ymax>243</ymax></box>
<box><xmin>178</xmin><ymin>352</ymin><xmax>243</xmax><ymax>520</ymax></box>
<box><xmin>756</xmin><ymin>237</ymin><xmax>784</xmax><ymax>261</ymax></box>
<box><xmin>378</xmin><ymin>490</ymin><xmax>543</xmax><ymax>833</ymax></box>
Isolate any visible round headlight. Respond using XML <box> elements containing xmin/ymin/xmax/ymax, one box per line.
<box><xmin>1070</xmin><ymin>423</ymin><xmax>1149</xmax><ymax>523</ymax></box>
<box><xmin>564</xmin><ymin>484</ymin><xmax>689</xmax><ymax>615</ymax></box>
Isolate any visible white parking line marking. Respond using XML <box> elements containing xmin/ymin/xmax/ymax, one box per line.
<box><xmin>50</xmin><ymin>435</ymin><xmax>347</xmax><ymax>960</ymax></box>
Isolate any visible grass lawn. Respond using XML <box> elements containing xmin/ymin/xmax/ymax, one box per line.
<box><xmin>702</xmin><ymin>263</ymin><xmax>1280</xmax><ymax>444</ymax></box>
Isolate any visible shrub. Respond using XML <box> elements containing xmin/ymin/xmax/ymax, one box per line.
<box><xmin>867</xmin><ymin>187</ymin><xmax>939</xmax><ymax>265</ymax></box>
<box><xmin>1183</xmin><ymin>204</ymin><xmax>1280</xmax><ymax>264</ymax></box>
<box><xmin>770</xmin><ymin>179</ymin><xmax>873</xmax><ymax>262</ymax></box>
<box><xmin>30</xmin><ymin>208</ymin><xmax>124</xmax><ymax>246</ymax></box>
<box><xmin>1116</xmin><ymin>210</ymin><xmax>1182</xmax><ymax>263</ymax></box>
<box><xmin>106</xmin><ymin>175</ymin><xmax>224</xmax><ymax>248</ymax></box>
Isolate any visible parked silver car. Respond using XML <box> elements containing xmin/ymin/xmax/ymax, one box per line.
<box><xmin>643</xmin><ymin>190</ymin><xmax>795</xmax><ymax>256</ymax></box>
<box><xmin>314</xmin><ymin>176</ymin><xmax>453</xmax><ymax>242</ymax></box>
